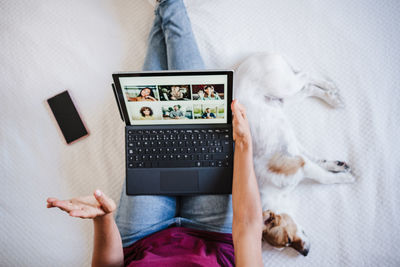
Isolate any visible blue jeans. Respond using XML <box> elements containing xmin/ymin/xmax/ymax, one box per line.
<box><xmin>115</xmin><ymin>0</ymin><xmax>233</xmax><ymax>248</ymax></box>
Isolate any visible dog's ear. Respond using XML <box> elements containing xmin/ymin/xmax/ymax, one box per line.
<box><xmin>263</xmin><ymin>210</ymin><xmax>277</xmax><ymax>227</ymax></box>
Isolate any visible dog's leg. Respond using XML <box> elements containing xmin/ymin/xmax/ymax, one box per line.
<box><xmin>283</xmin><ymin>72</ymin><xmax>344</xmax><ymax>108</ymax></box>
<box><xmin>306</xmin><ymin>75</ymin><xmax>344</xmax><ymax>108</ymax></box>
<box><xmin>302</xmin><ymin>157</ymin><xmax>355</xmax><ymax>184</ymax></box>
<box><xmin>316</xmin><ymin>159</ymin><xmax>351</xmax><ymax>173</ymax></box>
<box><xmin>285</xmin><ymin>71</ymin><xmax>344</xmax><ymax>107</ymax></box>
<box><xmin>297</xmin><ymin>143</ymin><xmax>351</xmax><ymax>173</ymax></box>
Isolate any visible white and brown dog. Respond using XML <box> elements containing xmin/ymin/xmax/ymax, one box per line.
<box><xmin>234</xmin><ymin>53</ymin><xmax>355</xmax><ymax>256</ymax></box>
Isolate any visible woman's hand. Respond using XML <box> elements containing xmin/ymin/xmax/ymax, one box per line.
<box><xmin>145</xmin><ymin>95</ymin><xmax>156</xmax><ymax>101</ymax></box>
<box><xmin>47</xmin><ymin>190</ymin><xmax>116</xmax><ymax>220</ymax></box>
<box><xmin>231</xmin><ymin>100</ymin><xmax>252</xmax><ymax>147</ymax></box>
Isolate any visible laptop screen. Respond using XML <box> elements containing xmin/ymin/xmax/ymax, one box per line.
<box><xmin>117</xmin><ymin>73</ymin><xmax>230</xmax><ymax>125</ymax></box>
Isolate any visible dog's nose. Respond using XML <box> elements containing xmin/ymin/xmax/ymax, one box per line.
<box><xmin>299</xmin><ymin>248</ymin><xmax>309</xmax><ymax>257</ymax></box>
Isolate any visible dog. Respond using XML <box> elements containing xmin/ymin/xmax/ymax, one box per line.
<box><xmin>234</xmin><ymin>53</ymin><xmax>356</xmax><ymax>256</ymax></box>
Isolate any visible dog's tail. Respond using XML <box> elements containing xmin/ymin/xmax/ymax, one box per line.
<box><xmin>267</xmin><ymin>153</ymin><xmax>305</xmax><ymax>176</ymax></box>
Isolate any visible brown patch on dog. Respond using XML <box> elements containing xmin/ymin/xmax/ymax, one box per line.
<box><xmin>267</xmin><ymin>153</ymin><xmax>305</xmax><ymax>175</ymax></box>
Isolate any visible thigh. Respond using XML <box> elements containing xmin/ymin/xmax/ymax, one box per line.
<box><xmin>180</xmin><ymin>195</ymin><xmax>233</xmax><ymax>233</ymax></box>
<box><xmin>115</xmin><ymin>184</ymin><xmax>177</xmax><ymax>246</ymax></box>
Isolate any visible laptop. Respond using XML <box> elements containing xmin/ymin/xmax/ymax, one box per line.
<box><xmin>112</xmin><ymin>70</ymin><xmax>234</xmax><ymax>195</ymax></box>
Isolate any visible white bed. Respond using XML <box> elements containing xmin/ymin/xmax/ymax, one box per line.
<box><xmin>1</xmin><ymin>0</ymin><xmax>399</xmax><ymax>266</ymax></box>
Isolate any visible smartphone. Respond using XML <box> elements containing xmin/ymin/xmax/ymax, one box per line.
<box><xmin>47</xmin><ymin>90</ymin><xmax>89</xmax><ymax>144</ymax></box>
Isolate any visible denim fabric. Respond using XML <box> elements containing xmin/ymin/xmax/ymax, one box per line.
<box><xmin>115</xmin><ymin>185</ymin><xmax>233</xmax><ymax>247</ymax></box>
<box><xmin>115</xmin><ymin>0</ymin><xmax>232</xmax><ymax>248</ymax></box>
<box><xmin>142</xmin><ymin>0</ymin><xmax>205</xmax><ymax>71</ymax></box>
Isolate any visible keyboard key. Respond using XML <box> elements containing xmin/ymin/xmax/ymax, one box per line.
<box><xmin>214</xmin><ymin>153</ymin><xmax>228</xmax><ymax>160</ymax></box>
<box><xmin>158</xmin><ymin>161</ymin><xmax>194</xmax><ymax>168</ymax></box>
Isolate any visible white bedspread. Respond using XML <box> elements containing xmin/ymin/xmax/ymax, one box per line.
<box><xmin>1</xmin><ymin>0</ymin><xmax>399</xmax><ymax>266</ymax></box>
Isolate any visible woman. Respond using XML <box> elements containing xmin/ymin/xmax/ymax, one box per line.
<box><xmin>46</xmin><ymin>0</ymin><xmax>263</xmax><ymax>266</ymax></box>
<box><xmin>202</xmin><ymin>85</ymin><xmax>221</xmax><ymax>100</ymax></box>
<box><xmin>127</xmin><ymin>87</ymin><xmax>157</xmax><ymax>101</ymax></box>
<box><xmin>139</xmin><ymin>106</ymin><xmax>154</xmax><ymax>120</ymax></box>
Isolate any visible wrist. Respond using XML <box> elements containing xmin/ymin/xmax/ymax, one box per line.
<box><xmin>235</xmin><ymin>137</ymin><xmax>252</xmax><ymax>151</ymax></box>
<box><xmin>93</xmin><ymin>213</ymin><xmax>114</xmax><ymax>225</ymax></box>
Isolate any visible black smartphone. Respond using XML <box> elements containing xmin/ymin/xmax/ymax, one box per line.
<box><xmin>47</xmin><ymin>90</ymin><xmax>89</xmax><ymax>144</ymax></box>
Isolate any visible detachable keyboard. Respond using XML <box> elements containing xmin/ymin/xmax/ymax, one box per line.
<box><xmin>127</xmin><ymin>128</ymin><xmax>233</xmax><ymax>168</ymax></box>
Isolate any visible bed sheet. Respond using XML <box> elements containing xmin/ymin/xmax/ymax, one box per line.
<box><xmin>1</xmin><ymin>0</ymin><xmax>399</xmax><ymax>266</ymax></box>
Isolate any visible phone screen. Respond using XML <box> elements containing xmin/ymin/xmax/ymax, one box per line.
<box><xmin>47</xmin><ymin>90</ymin><xmax>88</xmax><ymax>144</ymax></box>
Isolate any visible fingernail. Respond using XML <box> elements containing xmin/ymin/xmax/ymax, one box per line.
<box><xmin>95</xmin><ymin>190</ymin><xmax>102</xmax><ymax>197</ymax></box>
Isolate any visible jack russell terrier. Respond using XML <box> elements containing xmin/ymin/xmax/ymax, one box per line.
<box><xmin>234</xmin><ymin>53</ymin><xmax>355</xmax><ymax>256</ymax></box>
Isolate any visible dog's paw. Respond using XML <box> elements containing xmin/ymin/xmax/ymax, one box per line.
<box><xmin>318</xmin><ymin>160</ymin><xmax>351</xmax><ymax>173</ymax></box>
<box><xmin>335</xmin><ymin>172</ymin><xmax>356</xmax><ymax>183</ymax></box>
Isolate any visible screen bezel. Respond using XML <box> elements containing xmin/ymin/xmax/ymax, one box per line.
<box><xmin>112</xmin><ymin>70</ymin><xmax>233</xmax><ymax>126</ymax></box>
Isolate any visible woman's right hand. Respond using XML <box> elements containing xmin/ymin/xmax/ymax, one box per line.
<box><xmin>46</xmin><ymin>190</ymin><xmax>116</xmax><ymax>220</ymax></box>
<box><xmin>231</xmin><ymin>100</ymin><xmax>252</xmax><ymax>147</ymax></box>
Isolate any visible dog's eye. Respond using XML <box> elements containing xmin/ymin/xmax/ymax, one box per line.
<box><xmin>265</xmin><ymin>217</ymin><xmax>274</xmax><ymax>224</ymax></box>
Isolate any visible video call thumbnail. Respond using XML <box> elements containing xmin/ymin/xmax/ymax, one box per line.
<box><xmin>158</xmin><ymin>85</ymin><xmax>191</xmax><ymax>101</ymax></box>
<box><xmin>129</xmin><ymin>103</ymin><xmax>162</xmax><ymax>121</ymax></box>
<box><xmin>162</xmin><ymin>103</ymin><xmax>193</xmax><ymax>120</ymax></box>
<box><xmin>192</xmin><ymin>84</ymin><xmax>224</xmax><ymax>100</ymax></box>
<box><xmin>193</xmin><ymin>103</ymin><xmax>224</xmax><ymax>119</ymax></box>
<box><xmin>125</xmin><ymin>86</ymin><xmax>159</xmax><ymax>102</ymax></box>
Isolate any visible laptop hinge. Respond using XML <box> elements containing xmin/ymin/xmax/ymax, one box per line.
<box><xmin>111</xmin><ymin>83</ymin><xmax>125</xmax><ymax>122</ymax></box>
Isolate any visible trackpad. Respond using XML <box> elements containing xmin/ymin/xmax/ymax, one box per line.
<box><xmin>160</xmin><ymin>170</ymin><xmax>199</xmax><ymax>192</ymax></box>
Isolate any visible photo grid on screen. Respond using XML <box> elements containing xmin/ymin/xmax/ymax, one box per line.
<box><xmin>119</xmin><ymin>75</ymin><xmax>228</xmax><ymax>125</ymax></box>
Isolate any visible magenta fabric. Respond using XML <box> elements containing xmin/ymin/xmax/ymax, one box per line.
<box><xmin>123</xmin><ymin>227</ymin><xmax>234</xmax><ymax>267</ymax></box>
